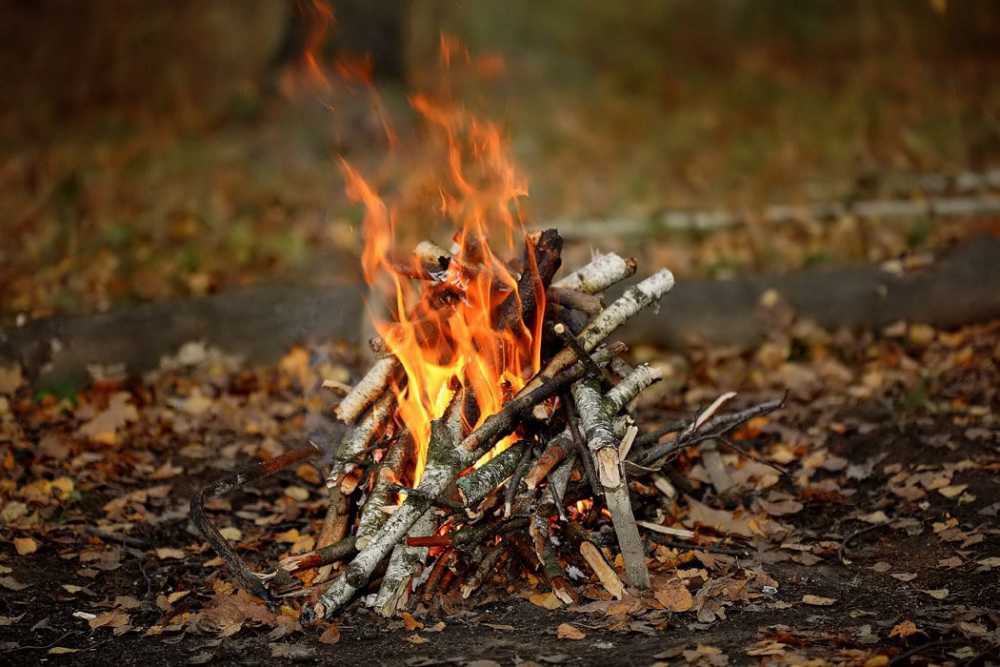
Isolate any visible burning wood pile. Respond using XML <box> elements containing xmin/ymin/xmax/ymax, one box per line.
<box><xmin>192</xmin><ymin>225</ymin><xmax>782</xmax><ymax>624</ymax></box>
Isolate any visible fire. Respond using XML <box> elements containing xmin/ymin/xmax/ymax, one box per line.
<box><xmin>340</xmin><ymin>46</ymin><xmax>543</xmax><ymax>485</ymax></box>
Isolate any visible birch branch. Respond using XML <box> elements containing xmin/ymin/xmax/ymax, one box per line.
<box><xmin>572</xmin><ymin>377</ymin><xmax>650</xmax><ymax>589</ymax></box>
<box><xmin>335</xmin><ymin>356</ymin><xmax>399</xmax><ymax>424</ymax></box>
<box><xmin>327</xmin><ymin>392</ymin><xmax>394</xmax><ymax>488</ymax></box>
<box><xmin>605</xmin><ymin>364</ymin><xmax>663</xmax><ymax>412</ymax></box>
<box><xmin>553</xmin><ymin>252</ymin><xmax>637</xmax><ymax>293</ymax></box>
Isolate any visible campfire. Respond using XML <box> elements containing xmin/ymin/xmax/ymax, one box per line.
<box><xmin>191</xmin><ymin>42</ymin><xmax>783</xmax><ymax>623</ymax></box>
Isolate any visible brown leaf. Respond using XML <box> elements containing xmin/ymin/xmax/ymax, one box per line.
<box><xmin>14</xmin><ymin>537</ymin><xmax>37</xmax><ymax>556</ymax></box>
<box><xmin>890</xmin><ymin>573</ymin><xmax>917</xmax><ymax>582</ymax></box>
<box><xmin>319</xmin><ymin>623</ymin><xmax>341</xmax><ymax>645</ymax></box>
<box><xmin>78</xmin><ymin>392</ymin><xmax>138</xmax><ymax>445</ymax></box>
<box><xmin>404</xmin><ymin>634</ymin><xmax>428</xmax><ymax>644</ymax></box>
<box><xmin>155</xmin><ymin>547</ymin><xmax>186</xmax><ymax>560</ymax></box>
<box><xmin>802</xmin><ymin>594</ymin><xmax>836</xmax><ymax>606</ymax></box>
<box><xmin>401</xmin><ymin>612</ymin><xmax>423</xmax><ymax>631</ymax></box>
<box><xmin>528</xmin><ymin>591</ymin><xmax>563</xmax><ymax>610</ymax></box>
<box><xmin>653</xmin><ymin>581</ymin><xmax>694</xmax><ymax>612</ymax></box>
<box><xmin>889</xmin><ymin>620</ymin><xmax>920</xmax><ymax>638</ymax></box>
<box><xmin>556</xmin><ymin>623</ymin><xmax>586</xmax><ymax>640</ymax></box>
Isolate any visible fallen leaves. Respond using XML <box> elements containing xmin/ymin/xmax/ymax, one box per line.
<box><xmin>921</xmin><ymin>588</ymin><xmax>949</xmax><ymax>600</ymax></box>
<box><xmin>802</xmin><ymin>594</ymin><xmax>836</xmax><ymax>606</ymax></box>
<box><xmin>13</xmin><ymin>536</ymin><xmax>37</xmax><ymax>555</ymax></box>
<box><xmin>155</xmin><ymin>547</ymin><xmax>186</xmax><ymax>560</ymax></box>
<box><xmin>77</xmin><ymin>392</ymin><xmax>139</xmax><ymax>445</ymax></box>
<box><xmin>556</xmin><ymin>623</ymin><xmax>586</xmax><ymax>640</ymax></box>
<box><xmin>579</xmin><ymin>542</ymin><xmax>624</xmax><ymax>599</ymax></box>
<box><xmin>889</xmin><ymin>620</ymin><xmax>920</xmax><ymax>639</ymax></box>
<box><xmin>528</xmin><ymin>591</ymin><xmax>564</xmax><ymax>610</ymax></box>
<box><xmin>653</xmin><ymin>580</ymin><xmax>694</xmax><ymax>612</ymax></box>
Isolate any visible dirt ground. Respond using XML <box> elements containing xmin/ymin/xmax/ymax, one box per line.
<box><xmin>2</xmin><ymin>318</ymin><xmax>999</xmax><ymax>665</ymax></box>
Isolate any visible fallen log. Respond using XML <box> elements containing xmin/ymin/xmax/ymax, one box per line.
<box><xmin>7</xmin><ymin>238</ymin><xmax>1000</xmax><ymax>387</ymax></box>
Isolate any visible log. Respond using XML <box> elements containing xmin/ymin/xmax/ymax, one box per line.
<box><xmin>9</xmin><ymin>238</ymin><xmax>1000</xmax><ymax>389</ymax></box>
<box><xmin>571</xmin><ymin>377</ymin><xmax>650</xmax><ymax>589</ymax></box>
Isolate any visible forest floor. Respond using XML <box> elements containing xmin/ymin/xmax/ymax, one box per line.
<box><xmin>1</xmin><ymin>316</ymin><xmax>998</xmax><ymax>665</ymax></box>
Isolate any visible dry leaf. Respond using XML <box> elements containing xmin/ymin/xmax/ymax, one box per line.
<box><xmin>48</xmin><ymin>647</ymin><xmax>80</xmax><ymax>655</ymax></box>
<box><xmin>889</xmin><ymin>620</ymin><xmax>920</xmax><ymax>638</ymax></box>
<box><xmin>653</xmin><ymin>581</ymin><xmax>694</xmax><ymax>612</ymax></box>
<box><xmin>404</xmin><ymin>634</ymin><xmax>428</xmax><ymax>645</ymax></box>
<box><xmin>401</xmin><ymin>612</ymin><xmax>423</xmax><ymax>631</ymax></box>
<box><xmin>14</xmin><ymin>537</ymin><xmax>37</xmax><ymax>555</ymax></box>
<box><xmin>219</xmin><ymin>527</ymin><xmax>242</xmax><ymax>541</ymax></box>
<box><xmin>921</xmin><ymin>588</ymin><xmax>948</xmax><ymax>600</ymax></box>
<box><xmin>871</xmin><ymin>562</ymin><xmax>891</xmax><ymax>573</ymax></box>
<box><xmin>528</xmin><ymin>591</ymin><xmax>563</xmax><ymax>610</ymax></box>
<box><xmin>579</xmin><ymin>542</ymin><xmax>624</xmax><ymax>599</ymax></box>
<box><xmin>890</xmin><ymin>572</ymin><xmax>917</xmax><ymax>582</ymax></box>
<box><xmin>78</xmin><ymin>392</ymin><xmax>138</xmax><ymax>445</ymax></box>
<box><xmin>319</xmin><ymin>623</ymin><xmax>341</xmax><ymax>645</ymax></box>
<box><xmin>556</xmin><ymin>623</ymin><xmax>586</xmax><ymax>640</ymax></box>
<box><xmin>155</xmin><ymin>547</ymin><xmax>186</xmax><ymax>560</ymax></box>
<box><xmin>938</xmin><ymin>484</ymin><xmax>968</xmax><ymax>498</ymax></box>
<box><xmin>284</xmin><ymin>486</ymin><xmax>310</xmax><ymax>502</ymax></box>
<box><xmin>858</xmin><ymin>511</ymin><xmax>889</xmax><ymax>524</ymax></box>
<box><xmin>802</xmin><ymin>594</ymin><xmax>836</xmax><ymax>606</ymax></box>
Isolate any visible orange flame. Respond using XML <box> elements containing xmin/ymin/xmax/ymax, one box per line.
<box><xmin>342</xmin><ymin>69</ymin><xmax>541</xmax><ymax>483</ymax></box>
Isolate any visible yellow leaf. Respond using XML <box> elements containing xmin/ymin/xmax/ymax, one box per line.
<box><xmin>219</xmin><ymin>527</ymin><xmax>242</xmax><ymax>541</ymax></box>
<box><xmin>48</xmin><ymin>647</ymin><xmax>79</xmax><ymax>655</ymax></box>
<box><xmin>14</xmin><ymin>537</ymin><xmax>37</xmax><ymax>556</ymax></box>
<box><xmin>922</xmin><ymin>588</ymin><xmax>948</xmax><ymax>600</ymax></box>
<box><xmin>284</xmin><ymin>486</ymin><xmax>310</xmax><ymax>502</ymax></box>
<box><xmin>863</xmin><ymin>656</ymin><xmax>889</xmax><ymax>667</ymax></box>
<box><xmin>404</xmin><ymin>634</ymin><xmax>428</xmax><ymax>644</ymax></box>
<box><xmin>155</xmin><ymin>547</ymin><xmax>186</xmax><ymax>560</ymax></box>
<box><xmin>528</xmin><ymin>591</ymin><xmax>563</xmax><ymax>610</ymax></box>
<box><xmin>557</xmin><ymin>623</ymin><xmax>586</xmax><ymax>640</ymax></box>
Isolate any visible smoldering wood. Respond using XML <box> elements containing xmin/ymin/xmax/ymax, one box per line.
<box><xmin>495</xmin><ymin>228</ymin><xmax>563</xmax><ymax>331</ymax></box>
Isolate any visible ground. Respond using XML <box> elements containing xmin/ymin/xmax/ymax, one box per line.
<box><xmin>1</xmin><ymin>319</ymin><xmax>998</xmax><ymax>665</ymax></box>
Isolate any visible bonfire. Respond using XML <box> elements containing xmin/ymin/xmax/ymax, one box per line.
<box><xmin>191</xmin><ymin>65</ymin><xmax>781</xmax><ymax>624</ymax></box>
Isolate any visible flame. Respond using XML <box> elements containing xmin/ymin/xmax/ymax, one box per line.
<box><xmin>340</xmin><ymin>50</ymin><xmax>542</xmax><ymax>484</ymax></box>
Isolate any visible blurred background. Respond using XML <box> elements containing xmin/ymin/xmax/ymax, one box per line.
<box><xmin>2</xmin><ymin>0</ymin><xmax>999</xmax><ymax>320</ymax></box>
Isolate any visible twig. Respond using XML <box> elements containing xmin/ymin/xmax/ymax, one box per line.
<box><xmin>552</xmin><ymin>322</ymin><xmax>610</xmax><ymax>383</ymax></box>
<box><xmin>506</xmin><ymin>441</ymin><xmax>536</xmax><ymax>516</ymax></box>
<box><xmin>191</xmin><ymin>444</ymin><xmax>318</xmax><ymax>605</ymax></box>
<box><xmin>546</xmin><ymin>286</ymin><xmax>603</xmax><ymax>315</ymax></box>
<box><xmin>839</xmin><ymin>522</ymin><xmax>889</xmax><ymax>566</ymax></box>
<box><xmin>605</xmin><ymin>364</ymin><xmax>663</xmax><ymax>412</ymax></box>
<box><xmin>564</xmin><ymin>394</ymin><xmax>599</xmax><ymax>495</ymax></box>
<box><xmin>461</xmin><ymin>545</ymin><xmax>503</xmax><ymax>599</ymax></box>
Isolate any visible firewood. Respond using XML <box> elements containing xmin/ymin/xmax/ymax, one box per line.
<box><xmin>572</xmin><ymin>377</ymin><xmax>650</xmax><ymax>589</ymax></box>
<box><xmin>327</xmin><ymin>392</ymin><xmax>394</xmax><ymax>488</ymax></box>
<box><xmin>552</xmin><ymin>252</ymin><xmax>637</xmax><ymax>293</ymax></box>
<box><xmin>335</xmin><ymin>356</ymin><xmax>399</xmax><ymax>424</ymax></box>
<box><xmin>355</xmin><ymin>435</ymin><xmax>410</xmax><ymax>550</ymax></box>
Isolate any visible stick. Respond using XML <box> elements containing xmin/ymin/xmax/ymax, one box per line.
<box><xmin>191</xmin><ymin>444</ymin><xmax>318</xmax><ymax>605</ymax></box>
<box><xmin>327</xmin><ymin>392</ymin><xmax>394</xmax><ymax>488</ymax></box>
<box><xmin>455</xmin><ymin>441</ymin><xmax>525</xmax><ymax>507</ymax></box>
<box><xmin>459</xmin><ymin>341</ymin><xmax>627</xmax><ymax>455</ymax></box>
<box><xmin>496</xmin><ymin>228</ymin><xmax>563</xmax><ymax>331</ymax></box>
<box><xmin>630</xmin><ymin>396</ymin><xmax>784</xmax><ymax>468</ymax></box>
<box><xmin>530</xmin><ymin>510</ymin><xmax>577</xmax><ymax>604</ymax></box>
<box><xmin>279</xmin><ymin>536</ymin><xmax>357</xmax><ymax>573</ymax></box>
<box><xmin>551</xmin><ymin>322</ymin><xmax>609</xmax><ymax>383</ymax></box>
<box><xmin>335</xmin><ymin>356</ymin><xmax>399</xmax><ymax>424</ymax></box>
<box><xmin>605</xmin><ymin>364</ymin><xmax>663</xmax><ymax>412</ymax></box>
<box><xmin>523</xmin><ymin>438</ymin><xmax>569</xmax><ymax>491</ymax></box>
<box><xmin>579</xmin><ymin>541</ymin><xmax>624</xmax><ymax>599</ymax></box>
<box><xmin>505</xmin><ymin>441</ymin><xmax>536</xmax><ymax>516</ymax></box>
<box><xmin>522</xmin><ymin>269</ymin><xmax>674</xmax><ymax>396</ymax></box>
<box><xmin>553</xmin><ymin>252</ymin><xmax>637</xmax><ymax>293</ymax></box>
<box><xmin>564</xmin><ymin>393</ymin><xmax>599</xmax><ymax>495</ymax></box>
<box><xmin>308</xmin><ymin>402</ymin><xmax>473</xmax><ymax>621</ymax></box>
<box><xmin>460</xmin><ymin>545</ymin><xmax>502</xmax><ymax>599</ymax></box>
<box><xmin>546</xmin><ymin>287</ymin><xmax>603</xmax><ymax>315</ymax></box>
<box><xmin>355</xmin><ymin>435</ymin><xmax>409</xmax><ymax>550</ymax></box>
<box><xmin>572</xmin><ymin>377</ymin><xmax>650</xmax><ymax>589</ymax></box>
<box><xmin>313</xmin><ymin>486</ymin><xmax>350</xmax><ymax>584</ymax></box>
<box><xmin>372</xmin><ymin>508</ymin><xmax>435</xmax><ymax>616</ymax></box>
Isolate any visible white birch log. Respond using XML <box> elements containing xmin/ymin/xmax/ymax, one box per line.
<box><xmin>354</xmin><ymin>436</ymin><xmax>408</xmax><ymax>550</ymax></box>
<box><xmin>605</xmin><ymin>364</ymin><xmax>663</xmax><ymax>412</ymax></box>
<box><xmin>371</xmin><ymin>508</ymin><xmax>435</xmax><ymax>616</ymax></box>
<box><xmin>523</xmin><ymin>269</ymin><xmax>673</xmax><ymax>395</ymax></box>
<box><xmin>326</xmin><ymin>392</ymin><xmax>395</xmax><ymax>488</ymax></box>
<box><xmin>572</xmin><ymin>377</ymin><xmax>650</xmax><ymax>589</ymax></box>
<box><xmin>335</xmin><ymin>356</ymin><xmax>399</xmax><ymax>424</ymax></box>
<box><xmin>553</xmin><ymin>252</ymin><xmax>637</xmax><ymax>293</ymax></box>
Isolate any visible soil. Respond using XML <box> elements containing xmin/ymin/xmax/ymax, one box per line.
<box><xmin>2</xmin><ymin>401</ymin><xmax>998</xmax><ymax>666</ymax></box>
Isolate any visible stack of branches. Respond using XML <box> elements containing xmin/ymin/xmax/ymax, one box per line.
<box><xmin>191</xmin><ymin>230</ymin><xmax>783</xmax><ymax>621</ymax></box>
